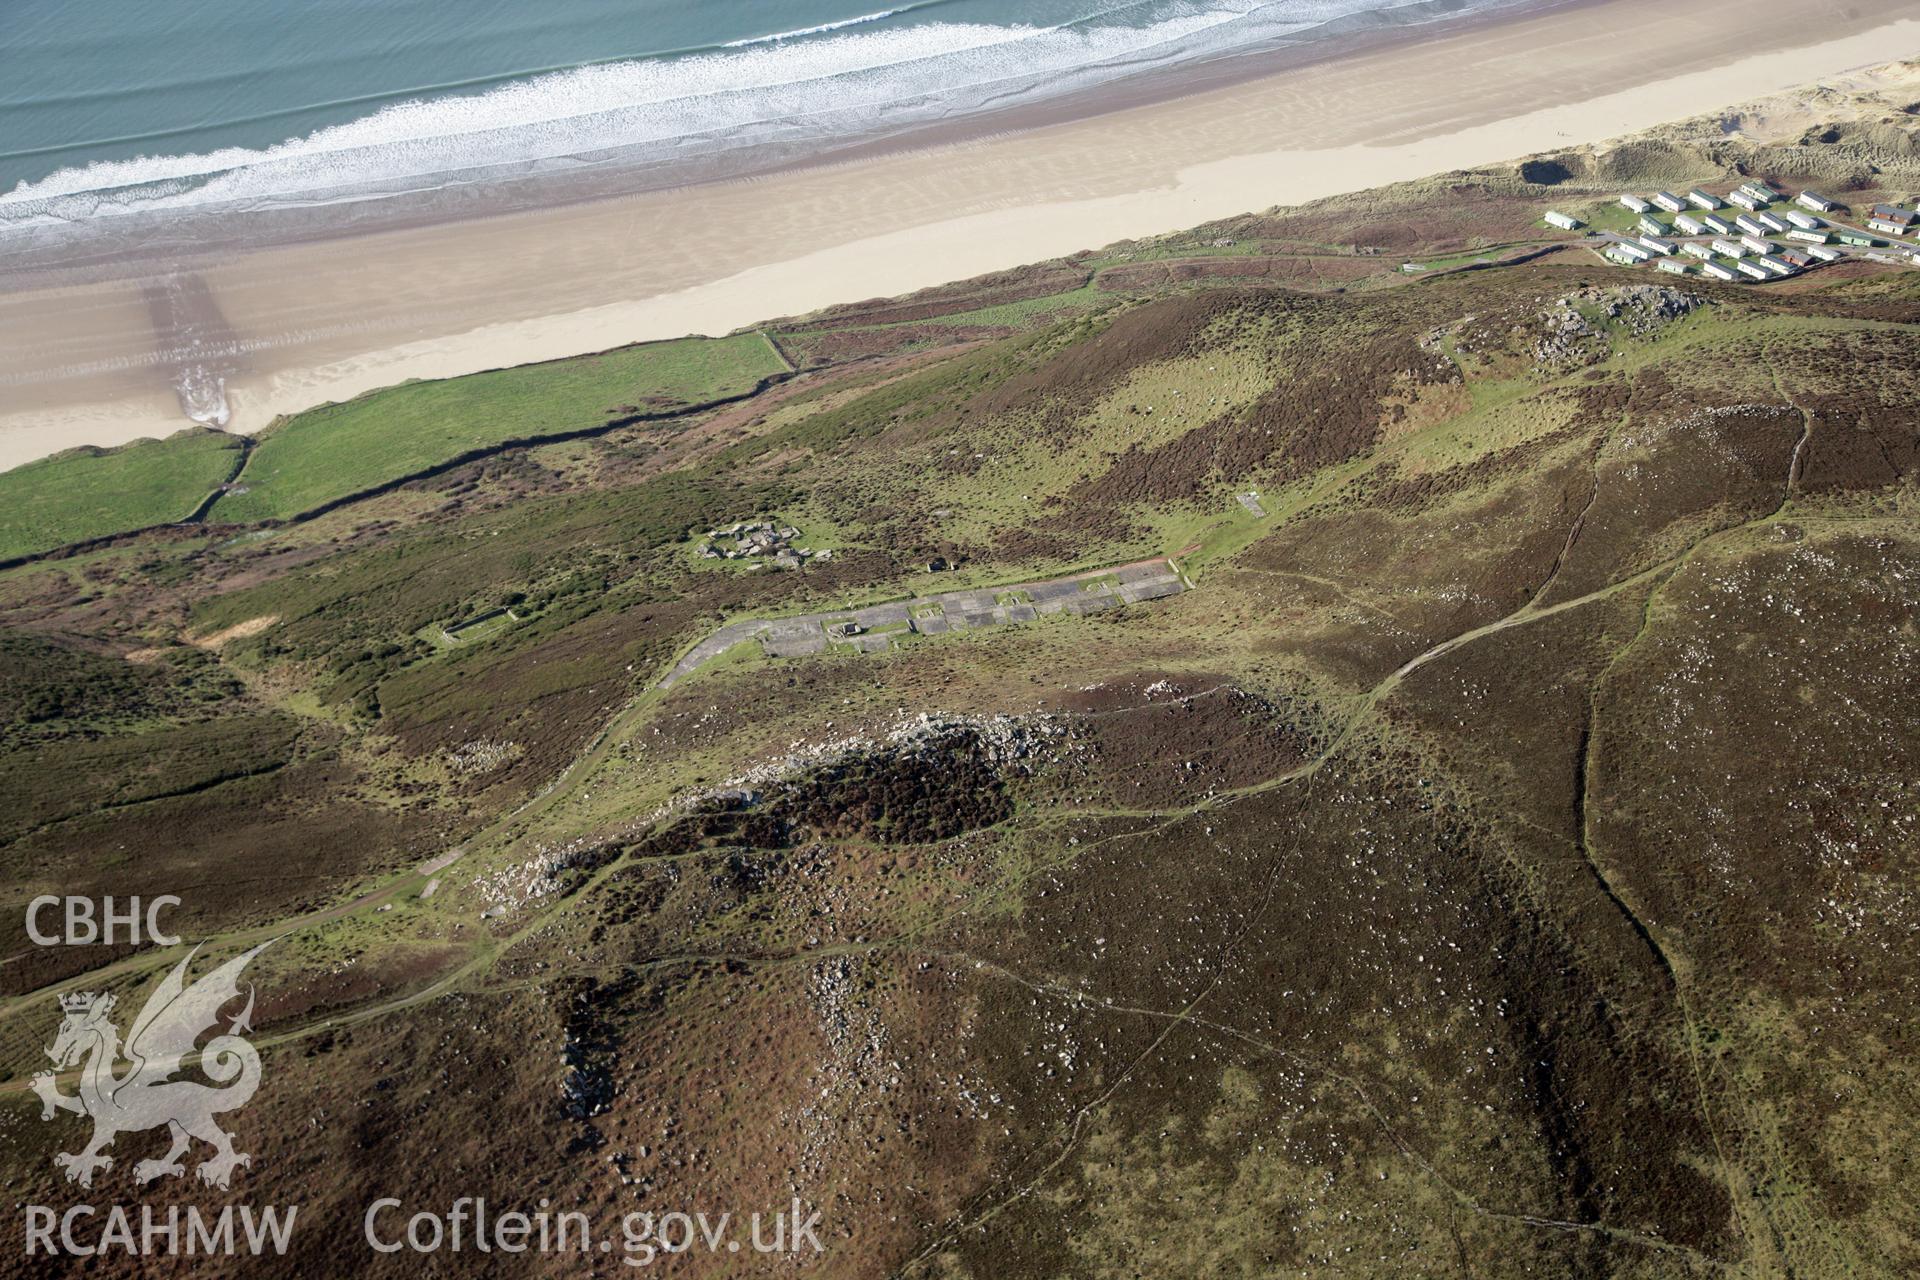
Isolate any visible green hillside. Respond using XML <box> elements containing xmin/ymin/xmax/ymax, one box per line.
<box><xmin>4</xmin><ymin>117</ymin><xmax>1919</xmax><ymax>1277</ymax></box>
<box><xmin>0</xmin><ymin>428</ymin><xmax>241</xmax><ymax>562</ymax></box>
<box><xmin>211</xmin><ymin>331</ymin><xmax>788</xmax><ymax>522</ymax></box>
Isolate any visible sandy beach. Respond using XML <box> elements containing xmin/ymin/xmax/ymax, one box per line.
<box><xmin>1</xmin><ymin>0</ymin><xmax>1915</xmax><ymax>472</ymax></box>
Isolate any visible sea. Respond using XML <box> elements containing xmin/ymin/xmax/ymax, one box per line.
<box><xmin>0</xmin><ymin>0</ymin><xmax>1519</xmax><ymax>258</ymax></box>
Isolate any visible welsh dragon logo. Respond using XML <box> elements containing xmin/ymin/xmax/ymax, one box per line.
<box><xmin>31</xmin><ymin>942</ymin><xmax>269</xmax><ymax>1189</ymax></box>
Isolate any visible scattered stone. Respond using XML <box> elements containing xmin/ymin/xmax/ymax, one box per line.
<box><xmin>697</xmin><ymin>517</ymin><xmax>822</xmax><ymax>569</ymax></box>
<box><xmin>1533</xmin><ymin>285</ymin><xmax>1707</xmax><ymax>364</ymax></box>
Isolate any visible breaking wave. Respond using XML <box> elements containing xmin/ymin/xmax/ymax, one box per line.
<box><xmin>0</xmin><ymin>0</ymin><xmax>1508</xmax><ymax>238</ymax></box>
<box><xmin>723</xmin><ymin>8</ymin><xmax>915</xmax><ymax>47</ymax></box>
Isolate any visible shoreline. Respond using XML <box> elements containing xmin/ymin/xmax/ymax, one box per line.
<box><xmin>1</xmin><ymin>0</ymin><xmax>1916</xmax><ymax>472</ymax></box>
<box><xmin>0</xmin><ymin>0</ymin><xmax>1577</xmax><ymax>285</ymax></box>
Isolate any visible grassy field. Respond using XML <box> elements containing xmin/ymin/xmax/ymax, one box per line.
<box><xmin>0</xmin><ymin>428</ymin><xmax>241</xmax><ymax>562</ymax></box>
<box><xmin>211</xmin><ymin>332</ymin><xmax>788</xmax><ymax>522</ymax></box>
<box><xmin>914</xmin><ymin>280</ymin><xmax>1110</xmax><ymax>328</ymax></box>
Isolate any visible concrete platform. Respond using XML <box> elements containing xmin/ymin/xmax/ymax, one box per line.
<box><xmin>657</xmin><ymin>557</ymin><xmax>1189</xmax><ymax>687</ymax></box>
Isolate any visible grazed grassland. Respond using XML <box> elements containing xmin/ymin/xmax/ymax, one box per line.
<box><xmin>212</xmin><ymin>332</ymin><xmax>788</xmax><ymax>522</ymax></box>
<box><xmin>0</xmin><ymin>428</ymin><xmax>241</xmax><ymax>562</ymax></box>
